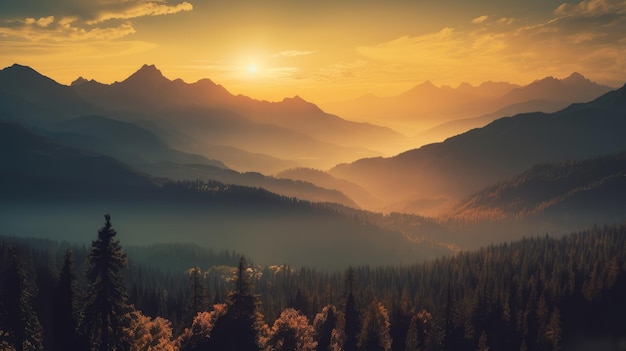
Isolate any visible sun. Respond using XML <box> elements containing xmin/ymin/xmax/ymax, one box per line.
<box><xmin>247</xmin><ymin>64</ymin><xmax>258</xmax><ymax>75</ymax></box>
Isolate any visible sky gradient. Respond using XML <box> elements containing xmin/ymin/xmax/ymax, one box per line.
<box><xmin>1</xmin><ymin>0</ymin><xmax>625</xmax><ymax>102</ymax></box>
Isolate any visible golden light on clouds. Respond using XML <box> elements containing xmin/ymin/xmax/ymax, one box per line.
<box><xmin>1</xmin><ymin>0</ymin><xmax>626</xmax><ymax>102</ymax></box>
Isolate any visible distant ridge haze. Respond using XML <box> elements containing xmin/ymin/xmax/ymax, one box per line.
<box><xmin>330</xmin><ymin>82</ymin><xmax>626</xmax><ymax>213</ymax></box>
<box><xmin>322</xmin><ymin>72</ymin><xmax>614</xmax><ymax>137</ymax></box>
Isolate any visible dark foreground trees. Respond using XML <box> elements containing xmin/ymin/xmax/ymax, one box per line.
<box><xmin>0</xmin><ymin>246</ymin><xmax>43</xmax><ymax>351</ymax></box>
<box><xmin>1</xmin><ymin>223</ymin><xmax>626</xmax><ymax>351</ymax></box>
<box><xmin>82</xmin><ymin>214</ymin><xmax>131</xmax><ymax>351</ymax></box>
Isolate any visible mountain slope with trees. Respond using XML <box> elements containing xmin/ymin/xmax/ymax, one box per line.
<box><xmin>330</xmin><ymin>82</ymin><xmax>626</xmax><ymax>214</ymax></box>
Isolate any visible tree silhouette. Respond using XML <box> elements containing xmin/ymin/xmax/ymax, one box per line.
<box><xmin>343</xmin><ymin>267</ymin><xmax>360</xmax><ymax>351</ymax></box>
<box><xmin>0</xmin><ymin>246</ymin><xmax>43</xmax><ymax>351</ymax></box>
<box><xmin>210</xmin><ymin>257</ymin><xmax>264</xmax><ymax>351</ymax></box>
<box><xmin>313</xmin><ymin>305</ymin><xmax>338</xmax><ymax>351</ymax></box>
<box><xmin>82</xmin><ymin>214</ymin><xmax>131</xmax><ymax>351</ymax></box>
<box><xmin>358</xmin><ymin>299</ymin><xmax>392</xmax><ymax>351</ymax></box>
<box><xmin>184</xmin><ymin>266</ymin><xmax>209</xmax><ymax>327</ymax></box>
<box><xmin>52</xmin><ymin>249</ymin><xmax>83</xmax><ymax>350</ymax></box>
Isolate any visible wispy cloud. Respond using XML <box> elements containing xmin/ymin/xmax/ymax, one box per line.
<box><xmin>554</xmin><ymin>0</ymin><xmax>626</xmax><ymax>16</ymax></box>
<box><xmin>24</xmin><ymin>16</ymin><xmax>55</xmax><ymax>27</ymax></box>
<box><xmin>0</xmin><ymin>18</ymin><xmax>136</xmax><ymax>41</ymax></box>
<box><xmin>0</xmin><ymin>0</ymin><xmax>193</xmax><ymax>42</ymax></box>
<box><xmin>87</xmin><ymin>1</ymin><xmax>193</xmax><ymax>25</ymax></box>
<box><xmin>273</xmin><ymin>50</ymin><xmax>317</xmax><ymax>58</ymax></box>
<box><xmin>472</xmin><ymin>15</ymin><xmax>489</xmax><ymax>24</ymax></box>
<box><xmin>355</xmin><ymin>0</ymin><xmax>626</xmax><ymax>85</ymax></box>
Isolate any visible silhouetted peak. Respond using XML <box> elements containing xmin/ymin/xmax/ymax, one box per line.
<box><xmin>283</xmin><ymin>95</ymin><xmax>306</xmax><ymax>103</ymax></box>
<box><xmin>0</xmin><ymin>63</ymin><xmax>63</xmax><ymax>90</ymax></box>
<box><xmin>563</xmin><ymin>72</ymin><xmax>588</xmax><ymax>83</ymax></box>
<box><xmin>1</xmin><ymin>63</ymin><xmax>45</xmax><ymax>79</ymax></box>
<box><xmin>281</xmin><ymin>95</ymin><xmax>322</xmax><ymax>113</ymax></box>
<box><xmin>402</xmin><ymin>80</ymin><xmax>439</xmax><ymax>97</ymax></box>
<box><xmin>122</xmin><ymin>64</ymin><xmax>169</xmax><ymax>85</ymax></box>
<box><xmin>70</xmin><ymin>76</ymin><xmax>94</xmax><ymax>86</ymax></box>
<box><xmin>457</xmin><ymin>82</ymin><xmax>473</xmax><ymax>90</ymax></box>
<box><xmin>417</xmin><ymin>80</ymin><xmax>437</xmax><ymax>89</ymax></box>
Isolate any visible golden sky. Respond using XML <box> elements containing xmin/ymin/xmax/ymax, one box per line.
<box><xmin>1</xmin><ymin>0</ymin><xmax>625</xmax><ymax>102</ymax></box>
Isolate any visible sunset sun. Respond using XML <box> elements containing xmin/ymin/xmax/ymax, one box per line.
<box><xmin>247</xmin><ymin>64</ymin><xmax>258</xmax><ymax>75</ymax></box>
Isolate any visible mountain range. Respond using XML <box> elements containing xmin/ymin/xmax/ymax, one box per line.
<box><xmin>330</xmin><ymin>82</ymin><xmax>626</xmax><ymax>213</ymax></box>
<box><xmin>2</xmin><ymin>63</ymin><xmax>626</xmax><ymax>257</ymax></box>
<box><xmin>323</xmin><ymin>72</ymin><xmax>614</xmax><ymax>140</ymax></box>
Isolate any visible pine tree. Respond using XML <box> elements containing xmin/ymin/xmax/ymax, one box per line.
<box><xmin>343</xmin><ymin>267</ymin><xmax>359</xmax><ymax>351</ymax></box>
<box><xmin>184</xmin><ymin>266</ymin><xmax>209</xmax><ymax>326</ymax></box>
<box><xmin>210</xmin><ymin>257</ymin><xmax>264</xmax><ymax>351</ymax></box>
<box><xmin>82</xmin><ymin>214</ymin><xmax>132</xmax><ymax>351</ymax></box>
<box><xmin>0</xmin><ymin>246</ymin><xmax>43</xmax><ymax>351</ymax></box>
<box><xmin>52</xmin><ymin>249</ymin><xmax>82</xmax><ymax>350</ymax></box>
<box><xmin>313</xmin><ymin>305</ymin><xmax>338</xmax><ymax>351</ymax></box>
<box><xmin>358</xmin><ymin>300</ymin><xmax>392</xmax><ymax>351</ymax></box>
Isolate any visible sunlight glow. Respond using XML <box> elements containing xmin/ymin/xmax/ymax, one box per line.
<box><xmin>247</xmin><ymin>64</ymin><xmax>257</xmax><ymax>75</ymax></box>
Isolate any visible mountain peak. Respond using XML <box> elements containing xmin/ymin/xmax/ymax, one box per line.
<box><xmin>122</xmin><ymin>64</ymin><xmax>169</xmax><ymax>85</ymax></box>
<box><xmin>71</xmin><ymin>76</ymin><xmax>90</xmax><ymax>86</ymax></box>
<box><xmin>0</xmin><ymin>63</ymin><xmax>62</xmax><ymax>91</ymax></box>
<box><xmin>564</xmin><ymin>72</ymin><xmax>588</xmax><ymax>83</ymax></box>
<box><xmin>418</xmin><ymin>80</ymin><xmax>437</xmax><ymax>89</ymax></box>
<box><xmin>280</xmin><ymin>95</ymin><xmax>322</xmax><ymax>113</ymax></box>
<box><xmin>1</xmin><ymin>63</ymin><xmax>44</xmax><ymax>78</ymax></box>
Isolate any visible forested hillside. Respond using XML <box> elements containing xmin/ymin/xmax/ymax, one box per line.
<box><xmin>1</xmin><ymin>218</ymin><xmax>624</xmax><ymax>351</ymax></box>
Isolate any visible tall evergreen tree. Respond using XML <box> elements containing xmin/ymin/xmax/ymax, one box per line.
<box><xmin>358</xmin><ymin>300</ymin><xmax>392</xmax><ymax>351</ymax></box>
<box><xmin>184</xmin><ymin>266</ymin><xmax>209</xmax><ymax>326</ymax></box>
<box><xmin>313</xmin><ymin>305</ymin><xmax>338</xmax><ymax>351</ymax></box>
<box><xmin>82</xmin><ymin>214</ymin><xmax>131</xmax><ymax>351</ymax></box>
<box><xmin>52</xmin><ymin>249</ymin><xmax>82</xmax><ymax>350</ymax></box>
<box><xmin>344</xmin><ymin>267</ymin><xmax>360</xmax><ymax>351</ymax></box>
<box><xmin>0</xmin><ymin>246</ymin><xmax>43</xmax><ymax>351</ymax></box>
<box><xmin>210</xmin><ymin>257</ymin><xmax>264</xmax><ymax>351</ymax></box>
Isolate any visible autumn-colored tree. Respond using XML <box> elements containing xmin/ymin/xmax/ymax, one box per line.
<box><xmin>125</xmin><ymin>310</ymin><xmax>176</xmax><ymax>351</ymax></box>
<box><xmin>358</xmin><ymin>300</ymin><xmax>392</xmax><ymax>351</ymax></box>
<box><xmin>313</xmin><ymin>305</ymin><xmax>338</xmax><ymax>351</ymax></box>
<box><xmin>267</xmin><ymin>308</ymin><xmax>316</xmax><ymax>351</ymax></box>
<box><xmin>178</xmin><ymin>303</ymin><xmax>227</xmax><ymax>351</ymax></box>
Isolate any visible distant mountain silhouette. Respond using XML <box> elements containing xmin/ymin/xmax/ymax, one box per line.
<box><xmin>323</xmin><ymin>73</ymin><xmax>614</xmax><ymax>136</ymax></box>
<box><xmin>447</xmin><ymin>152</ymin><xmax>626</xmax><ymax>223</ymax></box>
<box><xmin>0</xmin><ymin>119</ymin><xmax>154</xmax><ymax>198</ymax></box>
<box><xmin>0</xmin><ymin>63</ymin><xmax>400</xmax><ymax>171</ymax></box>
<box><xmin>50</xmin><ymin>115</ymin><xmax>227</xmax><ymax>168</ymax></box>
<box><xmin>330</xmin><ymin>83</ymin><xmax>626</xmax><ymax>213</ymax></box>
<box><xmin>0</xmin><ymin>64</ymin><xmax>98</xmax><ymax>120</ymax></box>
<box><xmin>69</xmin><ymin>64</ymin><xmax>404</xmax><ymax>168</ymax></box>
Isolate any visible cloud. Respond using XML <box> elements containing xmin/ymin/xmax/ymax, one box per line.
<box><xmin>555</xmin><ymin>0</ymin><xmax>626</xmax><ymax>16</ymax></box>
<box><xmin>0</xmin><ymin>18</ymin><xmax>136</xmax><ymax>41</ymax></box>
<box><xmin>24</xmin><ymin>16</ymin><xmax>55</xmax><ymax>27</ymax></box>
<box><xmin>0</xmin><ymin>1</ymin><xmax>193</xmax><ymax>42</ymax></box>
<box><xmin>497</xmin><ymin>17</ymin><xmax>516</xmax><ymax>25</ymax></box>
<box><xmin>87</xmin><ymin>1</ymin><xmax>193</xmax><ymax>24</ymax></box>
<box><xmin>356</xmin><ymin>3</ymin><xmax>626</xmax><ymax>86</ymax></box>
<box><xmin>472</xmin><ymin>15</ymin><xmax>489</xmax><ymax>24</ymax></box>
<box><xmin>273</xmin><ymin>50</ymin><xmax>317</xmax><ymax>58</ymax></box>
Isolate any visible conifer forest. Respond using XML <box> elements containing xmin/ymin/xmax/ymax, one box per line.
<box><xmin>1</xmin><ymin>215</ymin><xmax>625</xmax><ymax>351</ymax></box>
